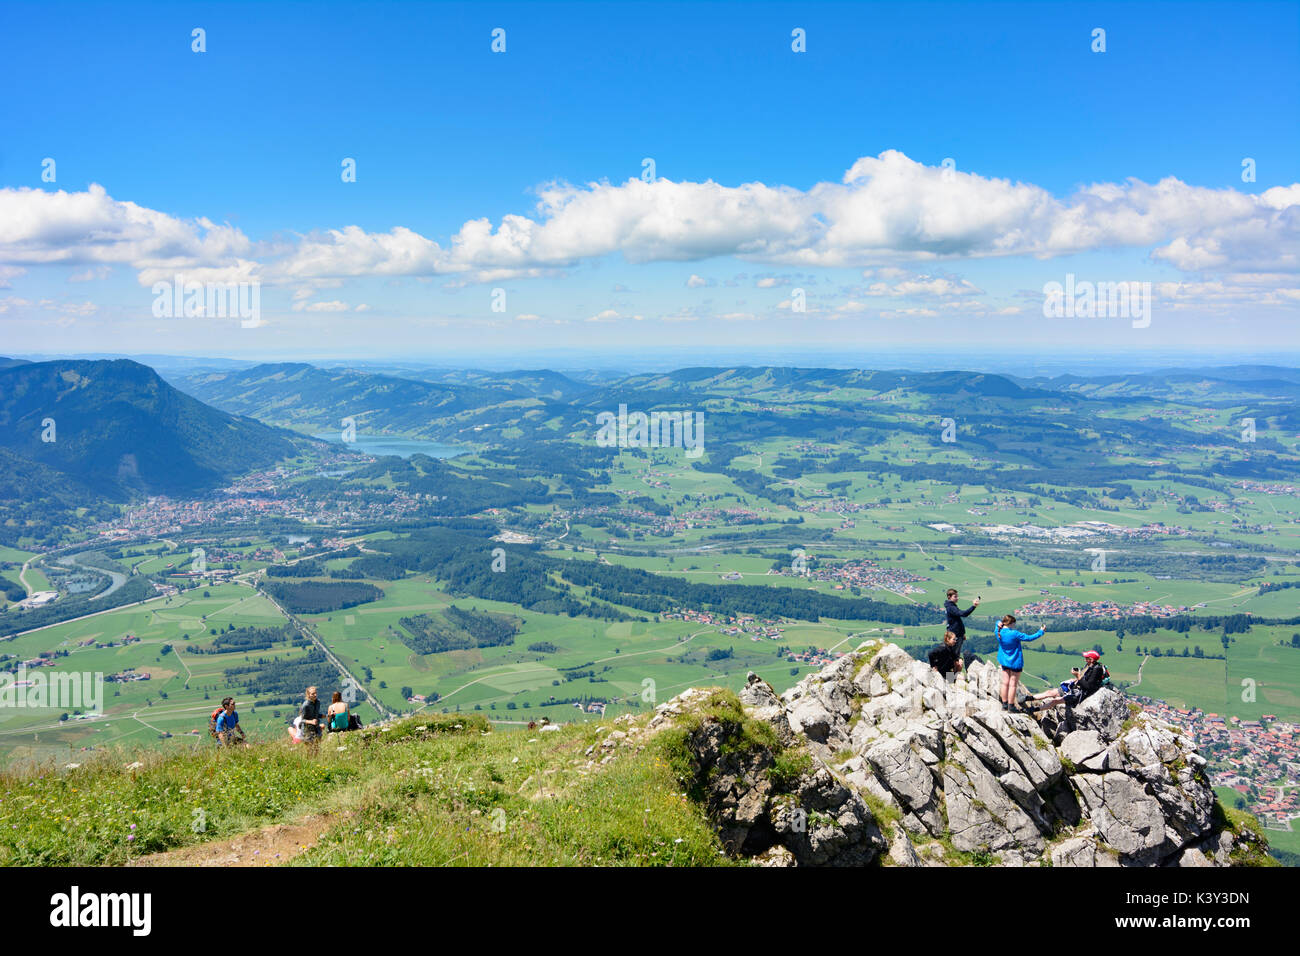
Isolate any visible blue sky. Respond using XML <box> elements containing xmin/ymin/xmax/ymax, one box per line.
<box><xmin>1</xmin><ymin>0</ymin><xmax>1298</xmax><ymax>364</ymax></box>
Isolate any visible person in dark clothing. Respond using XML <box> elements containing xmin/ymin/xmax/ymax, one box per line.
<box><xmin>300</xmin><ymin>685</ymin><xmax>324</xmax><ymax>745</ymax></box>
<box><xmin>1024</xmin><ymin>651</ymin><xmax>1110</xmax><ymax>711</ymax></box>
<box><xmin>943</xmin><ymin>589</ymin><xmax>981</xmax><ymax>663</ymax></box>
<box><xmin>927</xmin><ymin>630</ymin><xmax>962</xmax><ymax>677</ymax></box>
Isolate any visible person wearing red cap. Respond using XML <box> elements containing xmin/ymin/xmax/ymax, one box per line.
<box><xmin>1024</xmin><ymin>649</ymin><xmax>1110</xmax><ymax>711</ymax></box>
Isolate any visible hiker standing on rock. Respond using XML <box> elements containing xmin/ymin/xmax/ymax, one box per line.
<box><xmin>995</xmin><ymin>614</ymin><xmax>1043</xmax><ymax>712</ymax></box>
<box><xmin>300</xmin><ymin>685</ymin><xmax>324</xmax><ymax>746</ymax></box>
<box><xmin>943</xmin><ymin>589</ymin><xmax>980</xmax><ymax>666</ymax></box>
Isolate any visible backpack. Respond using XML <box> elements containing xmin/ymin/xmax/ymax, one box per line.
<box><xmin>329</xmin><ymin>708</ymin><xmax>350</xmax><ymax>732</ymax></box>
<box><xmin>209</xmin><ymin>707</ymin><xmax>224</xmax><ymax>738</ymax></box>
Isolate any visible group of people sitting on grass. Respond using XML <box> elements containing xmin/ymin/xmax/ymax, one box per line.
<box><xmin>208</xmin><ymin>684</ymin><xmax>363</xmax><ymax>746</ymax></box>
<box><xmin>928</xmin><ymin>588</ymin><xmax>1110</xmax><ymax>717</ymax></box>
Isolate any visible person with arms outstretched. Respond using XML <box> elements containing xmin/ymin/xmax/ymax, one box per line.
<box><xmin>995</xmin><ymin>614</ymin><xmax>1043</xmax><ymax>712</ymax></box>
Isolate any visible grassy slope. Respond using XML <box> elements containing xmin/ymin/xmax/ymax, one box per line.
<box><xmin>0</xmin><ymin>713</ymin><xmax>732</xmax><ymax>867</ymax></box>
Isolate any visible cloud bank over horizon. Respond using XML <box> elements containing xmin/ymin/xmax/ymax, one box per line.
<box><xmin>2</xmin><ymin>151</ymin><xmax>1296</xmax><ymax>294</ymax></box>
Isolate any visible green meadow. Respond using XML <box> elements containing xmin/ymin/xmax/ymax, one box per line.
<box><xmin>303</xmin><ymin>572</ymin><xmax>875</xmax><ymax>720</ymax></box>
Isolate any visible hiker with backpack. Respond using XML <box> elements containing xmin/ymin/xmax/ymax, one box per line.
<box><xmin>927</xmin><ymin>630</ymin><xmax>963</xmax><ymax>678</ymax></box>
<box><xmin>213</xmin><ymin>697</ymin><xmax>246</xmax><ymax>746</ymax></box>
<box><xmin>943</xmin><ymin>589</ymin><xmax>981</xmax><ymax>666</ymax></box>
<box><xmin>995</xmin><ymin>614</ymin><xmax>1044</xmax><ymax>712</ymax></box>
<box><xmin>1024</xmin><ymin>650</ymin><xmax>1110</xmax><ymax>712</ymax></box>
<box><xmin>208</xmin><ymin>697</ymin><xmax>231</xmax><ymax>742</ymax></box>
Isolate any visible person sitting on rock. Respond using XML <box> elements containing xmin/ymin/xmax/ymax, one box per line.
<box><xmin>927</xmin><ymin>630</ymin><xmax>962</xmax><ymax>678</ymax></box>
<box><xmin>1023</xmin><ymin>650</ymin><xmax>1109</xmax><ymax>712</ymax></box>
<box><xmin>995</xmin><ymin>614</ymin><xmax>1044</xmax><ymax>712</ymax></box>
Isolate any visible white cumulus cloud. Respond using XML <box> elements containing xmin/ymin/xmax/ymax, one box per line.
<box><xmin>2</xmin><ymin>154</ymin><xmax>1297</xmax><ymax>307</ymax></box>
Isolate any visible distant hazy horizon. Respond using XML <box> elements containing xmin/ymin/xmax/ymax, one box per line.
<box><xmin>8</xmin><ymin>347</ymin><xmax>1300</xmax><ymax>379</ymax></box>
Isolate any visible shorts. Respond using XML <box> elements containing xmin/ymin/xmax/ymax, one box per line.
<box><xmin>1001</xmin><ymin>665</ymin><xmax>1022</xmax><ymax>674</ymax></box>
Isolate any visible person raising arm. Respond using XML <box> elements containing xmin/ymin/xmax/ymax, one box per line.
<box><xmin>994</xmin><ymin>614</ymin><xmax>1044</xmax><ymax>712</ymax></box>
<box><xmin>943</xmin><ymin>589</ymin><xmax>981</xmax><ymax>662</ymax></box>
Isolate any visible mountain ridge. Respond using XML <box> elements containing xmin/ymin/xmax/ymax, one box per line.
<box><xmin>0</xmin><ymin>358</ymin><xmax>306</xmax><ymax>499</ymax></box>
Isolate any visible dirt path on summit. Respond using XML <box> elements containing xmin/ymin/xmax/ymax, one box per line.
<box><xmin>129</xmin><ymin>813</ymin><xmax>348</xmax><ymax>867</ymax></box>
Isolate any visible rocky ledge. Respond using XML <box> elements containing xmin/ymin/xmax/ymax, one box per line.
<box><xmin>647</xmin><ymin>639</ymin><xmax>1270</xmax><ymax>867</ymax></box>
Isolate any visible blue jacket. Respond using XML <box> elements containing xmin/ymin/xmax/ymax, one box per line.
<box><xmin>996</xmin><ymin>625</ymin><xmax>1043</xmax><ymax>671</ymax></box>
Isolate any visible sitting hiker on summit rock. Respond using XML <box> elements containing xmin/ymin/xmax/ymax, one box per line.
<box><xmin>1023</xmin><ymin>650</ymin><xmax>1110</xmax><ymax>712</ymax></box>
<box><xmin>995</xmin><ymin>614</ymin><xmax>1044</xmax><ymax>712</ymax></box>
<box><xmin>927</xmin><ymin>630</ymin><xmax>962</xmax><ymax>678</ymax></box>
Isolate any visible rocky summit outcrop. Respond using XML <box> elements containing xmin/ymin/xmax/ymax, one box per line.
<box><xmin>647</xmin><ymin>639</ymin><xmax>1266</xmax><ymax>867</ymax></box>
<box><xmin>642</xmin><ymin>683</ymin><xmax>886</xmax><ymax>866</ymax></box>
